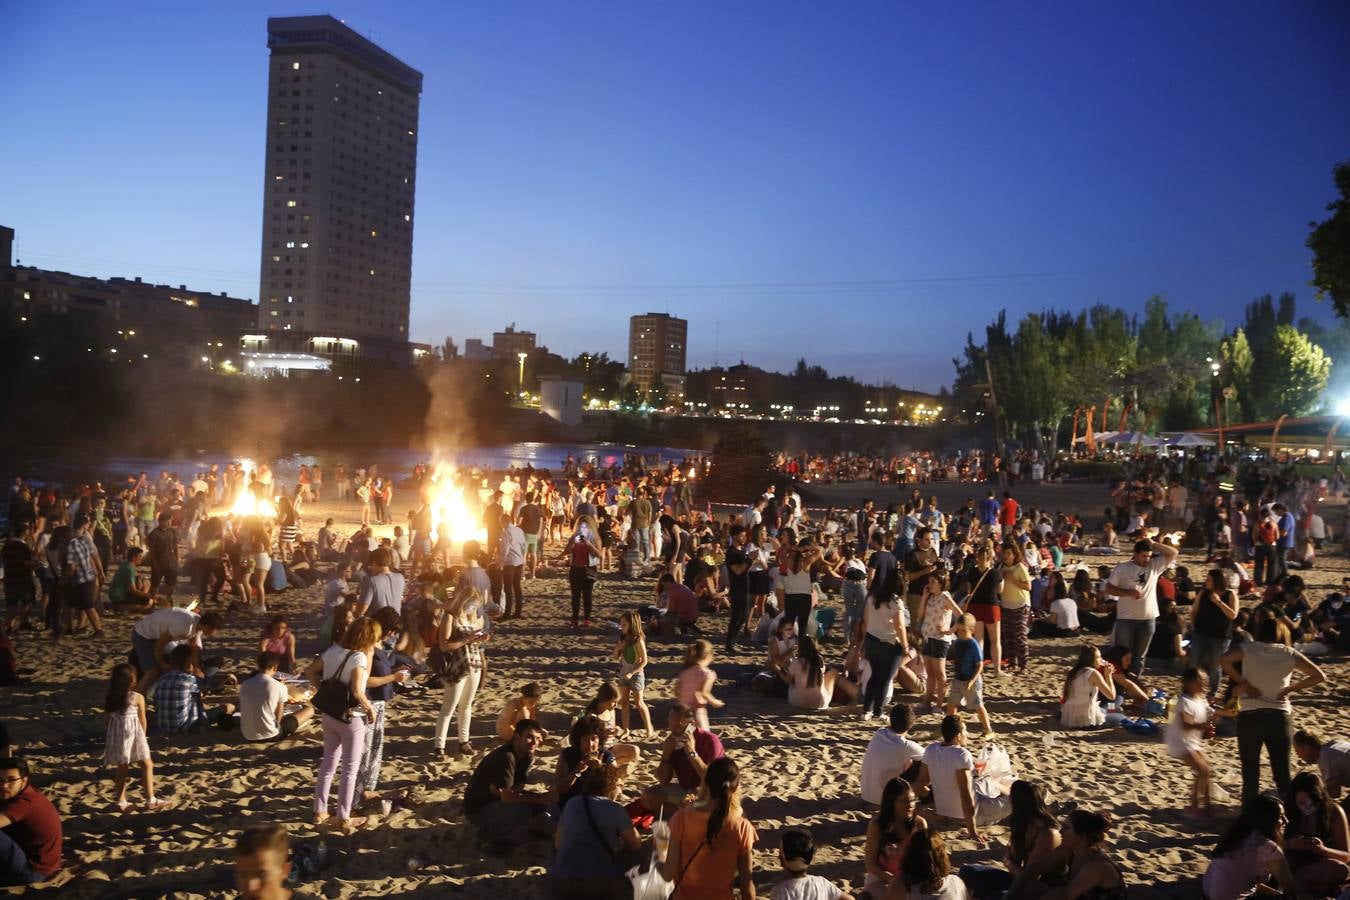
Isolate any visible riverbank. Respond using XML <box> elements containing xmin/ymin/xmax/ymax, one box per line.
<box><xmin>7</xmin><ymin>485</ymin><xmax>1350</xmax><ymax>896</ymax></box>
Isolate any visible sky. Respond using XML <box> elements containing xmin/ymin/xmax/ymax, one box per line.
<box><xmin>2</xmin><ymin>1</ymin><xmax>1348</xmax><ymax>392</ymax></box>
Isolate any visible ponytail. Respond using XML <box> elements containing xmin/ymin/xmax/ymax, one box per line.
<box><xmin>703</xmin><ymin>756</ymin><xmax>741</xmax><ymax>845</ymax></box>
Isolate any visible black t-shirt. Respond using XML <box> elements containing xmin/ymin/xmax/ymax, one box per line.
<box><xmin>867</xmin><ymin>550</ymin><xmax>898</xmax><ymax>601</ymax></box>
<box><xmin>969</xmin><ymin>566</ymin><xmax>1000</xmax><ymax>605</ymax></box>
<box><xmin>1193</xmin><ymin>589</ymin><xmax>1235</xmax><ymax>640</ymax></box>
<box><xmin>518</xmin><ymin>503</ymin><xmax>544</xmax><ymax>535</ymax></box>
<box><xmin>724</xmin><ymin>546</ymin><xmax>749</xmax><ymax>599</ymax></box>
<box><xmin>1148</xmin><ymin>618</ymin><xmax>1182</xmax><ymax>659</ymax></box>
<box><xmin>2</xmin><ymin>539</ymin><xmax>34</xmax><ymax>584</ymax></box>
<box><xmin>464</xmin><ymin>743</ymin><xmax>532</xmax><ymax>815</ymax></box>
<box><xmin>904</xmin><ymin>548</ymin><xmax>936</xmax><ymax>597</ymax></box>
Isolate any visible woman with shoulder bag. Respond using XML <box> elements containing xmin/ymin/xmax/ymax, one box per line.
<box><xmin>308</xmin><ymin>616</ymin><xmax>379</xmax><ymax>830</ymax></box>
<box><xmin>433</xmin><ymin>586</ymin><xmax>489</xmax><ymax>757</ymax></box>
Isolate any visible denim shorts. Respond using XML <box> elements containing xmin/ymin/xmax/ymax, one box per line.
<box><xmin>923</xmin><ymin>637</ymin><xmax>952</xmax><ymax>660</ymax></box>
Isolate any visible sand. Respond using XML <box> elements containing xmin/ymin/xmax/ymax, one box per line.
<box><xmin>8</xmin><ymin>483</ymin><xmax>1350</xmax><ymax>898</ymax></box>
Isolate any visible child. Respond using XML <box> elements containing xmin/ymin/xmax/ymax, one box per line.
<box><xmin>103</xmin><ymin>662</ymin><xmax>167</xmax><ymax>811</ymax></box>
<box><xmin>234</xmin><ymin>823</ymin><xmax>298</xmax><ymax>900</ymax></box>
<box><xmin>582</xmin><ymin>682</ymin><xmax>641</xmax><ymax>767</ymax></box>
<box><xmin>259</xmin><ymin>614</ymin><xmax>296</xmax><ymax>673</ymax></box>
<box><xmin>770</xmin><ymin>828</ymin><xmax>856</xmax><ymax>900</ymax></box>
<box><xmin>945</xmin><ymin>615</ymin><xmax>993</xmax><ymax>736</ymax></box>
<box><xmin>916</xmin><ymin>572</ymin><xmax>963</xmax><ymax>710</ymax></box>
<box><xmin>496</xmin><ymin>682</ymin><xmax>542</xmax><ymax>743</ymax></box>
<box><xmin>676</xmin><ymin>639</ymin><xmax>724</xmax><ymax>730</ymax></box>
<box><xmin>613</xmin><ymin>611</ymin><xmax>655</xmax><ymax>739</ymax></box>
<box><xmin>1166</xmin><ymin>667</ymin><xmax>1214</xmax><ymax>819</ymax></box>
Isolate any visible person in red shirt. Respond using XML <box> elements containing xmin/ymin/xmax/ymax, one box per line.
<box><xmin>656</xmin><ymin>574</ymin><xmax>701</xmax><ymax>636</ymax></box>
<box><xmin>0</xmin><ymin>757</ymin><xmax>62</xmax><ymax>885</ymax></box>
<box><xmin>998</xmin><ymin>492</ymin><xmax>1020</xmax><ymax>530</ymax></box>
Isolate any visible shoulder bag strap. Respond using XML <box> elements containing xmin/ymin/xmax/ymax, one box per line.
<box><xmin>325</xmin><ymin>649</ymin><xmax>358</xmax><ymax>685</ymax></box>
<box><xmin>580</xmin><ymin>795</ymin><xmax>617</xmax><ymax>861</ymax></box>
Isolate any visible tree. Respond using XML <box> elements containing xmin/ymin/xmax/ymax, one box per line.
<box><xmin>1309</xmin><ymin>160</ymin><xmax>1350</xmax><ymax>317</ymax></box>
<box><xmin>1249</xmin><ymin>325</ymin><xmax>1331</xmax><ymax>418</ymax></box>
<box><xmin>1218</xmin><ymin>329</ymin><xmax>1254</xmax><ymax>421</ymax></box>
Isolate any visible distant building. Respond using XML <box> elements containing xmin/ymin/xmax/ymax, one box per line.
<box><xmin>256</xmin><ymin>14</ymin><xmax>422</xmax><ymax>363</ymax></box>
<box><xmin>463</xmin><ymin>338</ymin><xmax>493</xmax><ymax>361</ymax></box>
<box><xmin>539</xmin><ymin>376</ymin><xmax>584</xmax><ymax>427</ymax></box>
<box><xmin>492</xmin><ymin>324</ymin><xmax>537</xmax><ymax>359</ymax></box>
<box><xmin>711</xmin><ymin>363</ymin><xmax>767</xmax><ymax>412</ymax></box>
<box><xmin>0</xmin><ymin>225</ymin><xmax>256</xmax><ymax>353</ymax></box>
<box><xmin>628</xmin><ymin>312</ymin><xmax>687</xmax><ymax>399</ymax></box>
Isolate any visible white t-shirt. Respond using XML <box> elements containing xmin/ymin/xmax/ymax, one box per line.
<box><xmin>321</xmin><ymin>644</ymin><xmax>369</xmax><ymax>680</ymax></box>
<box><xmin>898</xmin><ymin>874</ymin><xmax>971</xmax><ymax>900</ymax></box>
<box><xmin>1108</xmin><ymin>553</ymin><xmax>1169</xmax><ymax>620</ymax></box>
<box><xmin>239</xmin><ymin>672</ymin><xmax>289</xmax><ymax>741</ymax></box>
<box><xmin>770</xmin><ymin>874</ymin><xmax>845</xmax><ymax>900</ymax></box>
<box><xmin>1051</xmin><ymin>597</ymin><xmax>1080</xmax><ymax>630</ymax></box>
<box><xmin>864</xmin><ymin>597</ymin><xmax>901</xmax><ymax>643</ymax></box>
<box><xmin>1166</xmin><ymin>694</ymin><xmax>1209</xmax><ymax>757</ymax></box>
<box><xmin>860</xmin><ymin>727</ymin><xmax>925</xmax><ymax>804</ymax></box>
<box><xmin>1319</xmin><ymin>741</ymin><xmax>1350</xmax><ymax>788</ymax></box>
<box><xmin>134</xmin><ymin>608</ymin><xmax>198</xmax><ymax>642</ymax></box>
<box><xmin>922</xmin><ymin>741</ymin><xmax>974</xmax><ymax>820</ymax></box>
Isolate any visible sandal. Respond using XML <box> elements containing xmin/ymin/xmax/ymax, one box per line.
<box><xmin>144</xmin><ymin>797</ymin><xmax>171</xmax><ymax>810</ymax></box>
<box><xmin>313</xmin><ymin>813</ymin><xmax>330</xmax><ymax>827</ymax></box>
<box><xmin>341</xmin><ymin>816</ymin><xmax>368</xmax><ymax>833</ymax></box>
<box><xmin>116</xmin><ymin>800</ymin><xmax>131</xmax><ymax>813</ymax></box>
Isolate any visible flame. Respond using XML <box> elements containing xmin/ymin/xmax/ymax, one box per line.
<box><xmin>425</xmin><ymin>462</ymin><xmax>486</xmax><ymax>545</ymax></box>
<box><xmin>228</xmin><ymin>491</ymin><xmax>277</xmax><ymax>519</ymax></box>
<box><xmin>687</xmin><ymin>467</ymin><xmax>697</xmax><ymax>479</ymax></box>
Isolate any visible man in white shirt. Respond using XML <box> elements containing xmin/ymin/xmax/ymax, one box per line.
<box><xmin>1104</xmin><ymin>538</ymin><xmax>1178</xmax><ymax>677</ymax></box>
<box><xmin>240</xmin><ymin>652</ymin><xmax>314</xmax><ymax>741</ymax></box>
<box><xmin>919</xmin><ymin>714</ymin><xmax>1010</xmax><ymax>842</ymax></box>
<box><xmin>131</xmin><ymin>607</ymin><xmax>224</xmax><ymax>693</ymax></box>
<box><xmin>356</xmin><ymin>548</ymin><xmax>405</xmax><ymax>617</ymax></box>
<box><xmin>859</xmin><ymin>704</ymin><xmax>924</xmax><ymax>805</ymax></box>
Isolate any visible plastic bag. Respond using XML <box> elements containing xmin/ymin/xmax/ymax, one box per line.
<box><xmin>974</xmin><ymin>742</ymin><xmax>1015</xmax><ymax>797</ymax></box>
<box><xmin>628</xmin><ymin>854</ymin><xmax>673</xmax><ymax>900</ymax></box>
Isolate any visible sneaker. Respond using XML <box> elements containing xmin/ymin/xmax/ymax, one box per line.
<box><xmin>862</xmin><ymin>712</ymin><xmax>874</xmax><ymax>723</ymax></box>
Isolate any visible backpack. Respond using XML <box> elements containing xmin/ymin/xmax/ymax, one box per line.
<box><xmin>1256</xmin><ymin>520</ymin><xmax>1278</xmax><ymax>546</ymax></box>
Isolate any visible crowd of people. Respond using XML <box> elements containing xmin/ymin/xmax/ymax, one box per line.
<box><xmin>2</xmin><ymin>449</ymin><xmax>1350</xmax><ymax>898</ymax></box>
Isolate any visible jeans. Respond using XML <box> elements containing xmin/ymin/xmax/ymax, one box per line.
<box><xmin>189</xmin><ymin>557</ymin><xmax>223</xmax><ymax>603</ymax></box>
<box><xmin>843</xmin><ymin>582</ymin><xmax>866</xmax><ymax>638</ymax></box>
<box><xmin>357</xmin><ymin>700</ymin><xmax>387</xmax><ymax>793</ymax></box>
<box><xmin>314</xmin><ymin>712</ymin><xmax>368</xmax><ymax>820</ymax></box>
<box><xmin>501</xmin><ymin>564</ymin><xmax>524</xmax><ymax>616</ymax></box>
<box><xmin>958</xmin><ymin>863</ymin><xmax>1014</xmax><ymax>900</ymax></box>
<box><xmin>633</xmin><ymin>526</ymin><xmax>650</xmax><ymax>561</ymax></box>
<box><xmin>1254</xmin><ymin>545</ymin><xmax>1275</xmax><ymax>585</ymax></box>
<box><xmin>784</xmin><ymin>593</ymin><xmax>812</xmax><ymax>638</ymax></box>
<box><xmin>1188</xmin><ymin>634</ymin><xmax>1230</xmax><ymax>696</ymax></box>
<box><xmin>1237</xmin><ymin>707</ymin><xmax>1293</xmax><ymax>802</ymax></box>
<box><xmin>1112</xmin><ymin>618</ymin><xmax>1156</xmax><ymax>677</ymax></box>
<box><xmin>726</xmin><ymin>593</ymin><xmax>749</xmax><ymax>650</ymax></box>
<box><xmin>435</xmin><ymin>666</ymin><xmax>482</xmax><ymax>748</ymax></box>
<box><xmin>1274</xmin><ymin>545</ymin><xmax>1290</xmax><ymax>581</ymax></box>
<box><xmin>568</xmin><ymin>567</ymin><xmax>594</xmax><ymax>622</ymax></box>
<box><xmin>861</xmin><ymin>633</ymin><xmax>902</xmax><ymax>717</ymax></box>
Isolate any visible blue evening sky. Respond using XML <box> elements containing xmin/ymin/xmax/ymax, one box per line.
<box><xmin>2</xmin><ymin>1</ymin><xmax>1348</xmax><ymax>391</ymax></box>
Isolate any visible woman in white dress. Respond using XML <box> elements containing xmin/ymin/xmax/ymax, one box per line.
<box><xmin>787</xmin><ymin>635</ymin><xmax>858</xmax><ymax>710</ymax></box>
<box><xmin>1060</xmin><ymin>645</ymin><xmax>1118</xmax><ymax>728</ymax></box>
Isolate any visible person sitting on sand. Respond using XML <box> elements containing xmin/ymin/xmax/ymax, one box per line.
<box><xmin>463</xmin><ymin>719</ymin><xmax>554</xmax><ymax>854</ymax></box>
<box><xmin>661</xmin><ymin>756</ymin><xmax>757</xmax><ymax>899</ymax></box>
<box><xmin>581</xmin><ymin>682</ymin><xmax>641</xmax><ymax>769</ymax></box>
<box><xmin>888</xmin><ymin>827</ymin><xmax>969</xmax><ymax>900</ymax></box>
<box><xmin>552</xmin><ymin>715</ymin><xmax>617</xmax><ymax>811</ymax></box>
<box><xmin>639</xmin><ymin>703</ymin><xmax>725</xmax><ymax>818</ymax></box>
<box><xmin>788</xmin><ymin>635</ymin><xmax>860</xmax><ymax>710</ymax></box>
<box><xmin>1006</xmin><ymin>809</ymin><xmax>1124</xmax><ymax>899</ymax></box>
<box><xmin>1099</xmin><ymin>645</ymin><xmax>1150</xmax><ymax>710</ymax></box>
<box><xmin>1203</xmin><ymin>795</ymin><xmax>1302</xmax><ymax>900</ymax></box>
<box><xmin>863</xmin><ymin>777</ymin><xmax>929</xmax><ymax>896</ymax></box>
<box><xmin>1059</xmin><ymin>646</ymin><xmax>1117</xmax><ymax>729</ymax></box>
<box><xmin>652</xmin><ymin>573</ymin><xmax>702</xmax><ymax>638</ymax></box>
<box><xmin>240</xmin><ymin>652</ymin><xmax>315</xmax><ymax>743</ymax></box>
<box><xmin>957</xmin><ymin>780</ymin><xmax>1064</xmax><ymax>900</ymax></box>
<box><xmin>152</xmin><ymin>644</ymin><xmax>237</xmax><ymax>735</ymax></box>
<box><xmin>259</xmin><ymin>614</ymin><xmax>297</xmax><ymax>673</ymax></box>
<box><xmin>767</xmin><ymin>616</ymin><xmax>798</xmax><ymax>683</ymax></box>
<box><xmin>1282</xmin><ymin>771</ymin><xmax>1350</xmax><ymax>896</ymax></box>
<box><xmin>922</xmin><ymin>714</ymin><xmax>1010</xmax><ymax>843</ymax></box>
<box><xmin>549</xmin><ymin>759</ymin><xmax>642</xmax><ymax>900</ymax></box>
<box><xmin>497</xmin><ymin>682</ymin><xmax>543</xmax><ymax>743</ymax></box>
<box><xmin>773</xmin><ymin>828</ymin><xmax>856</xmax><ymax>900</ymax></box>
<box><xmin>1294</xmin><ymin>730</ymin><xmax>1350</xmax><ymax>808</ymax></box>
<box><xmin>131</xmin><ymin>607</ymin><xmax>225</xmax><ymax>693</ymax></box>
<box><xmin>861</xmin><ymin>704</ymin><xmax>925</xmax><ymax>806</ymax></box>
<box><xmin>0</xmin><ymin>756</ymin><xmax>62</xmax><ymax>887</ymax></box>
<box><xmin>106</xmin><ymin>547</ymin><xmax>154</xmax><ymax>613</ymax></box>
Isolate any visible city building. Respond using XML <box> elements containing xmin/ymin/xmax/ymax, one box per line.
<box><xmin>253</xmin><ymin>14</ymin><xmax>423</xmax><ymax>365</ymax></box>
<box><xmin>627</xmin><ymin>312</ymin><xmax>687</xmax><ymax>399</ymax></box>
<box><xmin>463</xmin><ymin>338</ymin><xmax>492</xmax><ymax>361</ymax></box>
<box><xmin>1</xmin><ymin>225</ymin><xmax>256</xmax><ymax>355</ymax></box>
<box><xmin>491</xmin><ymin>324</ymin><xmax>536</xmax><ymax>359</ymax></box>
<box><xmin>539</xmin><ymin>375</ymin><xmax>584</xmax><ymax>427</ymax></box>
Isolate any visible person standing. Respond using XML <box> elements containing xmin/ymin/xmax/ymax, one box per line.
<box><xmin>145</xmin><ymin>512</ymin><xmax>180</xmax><ymax>600</ymax></box>
<box><xmin>1222</xmin><ymin>616</ymin><xmax>1326</xmax><ymax>803</ymax></box>
<box><xmin>1103</xmin><ymin>538</ymin><xmax>1178</xmax><ymax>678</ymax></box>
<box><xmin>307</xmin><ymin>617</ymin><xmax>378</xmax><ymax>830</ymax></box>
<box><xmin>724</xmin><ymin>525</ymin><xmax>751</xmax><ymax>652</ymax></box>
<box><xmin>1274</xmin><ymin>503</ymin><xmax>1297</xmax><ymax>582</ymax></box>
<box><xmin>1188</xmin><ymin>569</ymin><xmax>1239</xmax><ymax>702</ymax></box>
<box><xmin>497</xmin><ymin>512</ymin><xmax>527</xmax><ymax>620</ymax></box>
<box><xmin>63</xmin><ymin>517</ymin><xmax>105</xmax><ymax>639</ymax></box>
<box><xmin>861</xmin><ymin>533</ymin><xmax>906</xmax><ymax>722</ymax></box>
<box><xmin>628</xmin><ymin>488</ymin><xmax>653</xmax><ymax>563</ymax></box>
<box><xmin>998</xmin><ymin>544</ymin><xmax>1032</xmax><ymax>676</ymax></box>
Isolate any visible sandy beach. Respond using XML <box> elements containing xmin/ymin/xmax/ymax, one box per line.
<box><xmin>8</xmin><ymin>480</ymin><xmax>1350</xmax><ymax>898</ymax></box>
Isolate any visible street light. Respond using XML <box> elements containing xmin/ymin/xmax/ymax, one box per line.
<box><xmin>516</xmin><ymin>351</ymin><xmax>527</xmax><ymax>396</ymax></box>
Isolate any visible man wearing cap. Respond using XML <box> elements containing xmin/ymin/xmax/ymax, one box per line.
<box><xmin>1103</xmin><ymin>537</ymin><xmax>1179</xmax><ymax>677</ymax></box>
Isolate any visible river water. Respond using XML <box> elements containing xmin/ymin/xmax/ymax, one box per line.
<box><xmin>10</xmin><ymin>442</ymin><xmax>703</xmax><ymax>486</ymax></box>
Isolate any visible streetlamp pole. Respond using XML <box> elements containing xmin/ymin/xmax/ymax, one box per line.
<box><xmin>517</xmin><ymin>351</ymin><xmax>527</xmax><ymax>399</ymax></box>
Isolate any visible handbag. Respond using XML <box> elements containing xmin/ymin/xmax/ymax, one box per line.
<box><xmin>313</xmin><ymin>650</ymin><xmax>359</xmax><ymax>722</ymax></box>
<box><xmin>430</xmin><ymin>625</ymin><xmax>471</xmax><ymax>683</ymax></box>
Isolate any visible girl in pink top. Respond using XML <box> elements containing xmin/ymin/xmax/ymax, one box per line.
<box><xmin>676</xmin><ymin>640</ymin><xmax>723</xmax><ymax>730</ymax></box>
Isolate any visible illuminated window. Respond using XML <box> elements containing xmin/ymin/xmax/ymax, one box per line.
<box><xmin>403</xmin><ymin>214</ymin><xmax>410</xmax><ymax>222</ymax></box>
<box><xmin>299</xmin><ymin>242</ymin><xmax>309</xmax><ymax>249</ymax></box>
<box><xmin>269</xmin><ymin>310</ymin><xmax>279</xmax><ymax>316</ymax></box>
<box><xmin>286</xmin><ymin>200</ymin><xmax>297</xmax><ymax>207</ymax></box>
<box><xmin>286</xmin><ymin>241</ymin><xmax>295</xmax><ymax>248</ymax></box>
<box><xmin>291</xmin><ymin>61</ymin><xmax>300</xmax><ymax>70</ymax></box>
